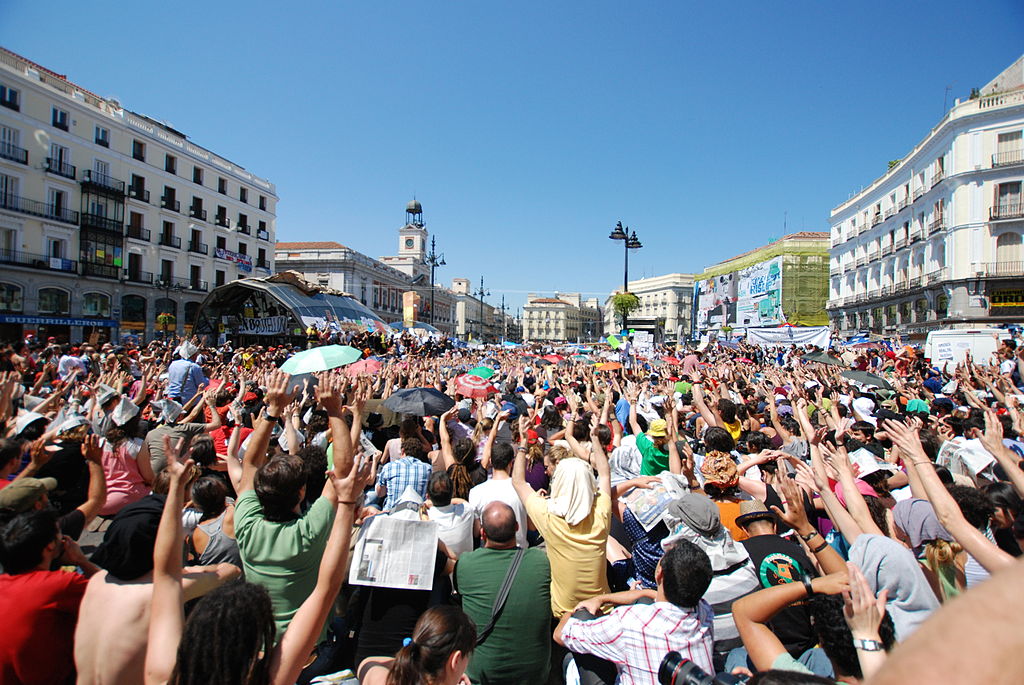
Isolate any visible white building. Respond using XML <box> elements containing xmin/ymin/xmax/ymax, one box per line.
<box><xmin>274</xmin><ymin>201</ymin><xmax>457</xmax><ymax>333</ymax></box>
<box><xmin>523</xmin><ymin>292</ymin><xmax>602</xmax><ymax>342</ymax></box>
<box><xmin>0</xmin><ymin>47</ymin><xmax>276</xmax><ymax>342</ymax></box>
<box><xmin>828</xmin><ymin>55</ymin><xmax>1024</xmax><ymax>334</ymax></box>
<box><xmin>603</xmin><ymin>273</ymin><xmax>694</xmax><ymax>341</ymax></box>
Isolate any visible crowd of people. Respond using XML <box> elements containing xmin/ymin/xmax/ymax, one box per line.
<box><xmin>1</xmin><ymin>328</ymin><xmax>1023</xmax><ymax>685</ymax></box>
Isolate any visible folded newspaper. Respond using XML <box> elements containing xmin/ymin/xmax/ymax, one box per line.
<box><xmin>349</xmin><ymin>509</ymin><xmax>439</xmax><ymax>591</ymax></box>
<box><xmin>620</xmin><ymin>473</ymin><xmax>691</xmax><ymax>532</ymax></box>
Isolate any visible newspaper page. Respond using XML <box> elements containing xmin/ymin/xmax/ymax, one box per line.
<box><xmin>349</xmin><ymin>515</ymin><xmax>438</xmax><ymax>591</ymax></box>
<box><xmin>620</xmin><ymin>473</ymin><xmax>691</xmax><ymax>532</ymax></box>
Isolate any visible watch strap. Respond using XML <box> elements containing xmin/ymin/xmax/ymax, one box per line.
<box><xmin>852</xmin><ymin>638</ymin><xmax>883</xmax><ymax>652</ymax></box>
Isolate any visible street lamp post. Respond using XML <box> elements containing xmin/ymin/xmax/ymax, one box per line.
<box><xmin>608</xmin><ymin>221</ymin><xmax>643</xmax><ymax>330</ymax></box>
<box><xmin>473</xmin><ymin>276</ymin><xmax>490</xmax><ymax>342</ymax></box>
<box><xmin>425</xmin><ymin>235</ymin><xmax>446</xmax><ymax>325</ymax></box>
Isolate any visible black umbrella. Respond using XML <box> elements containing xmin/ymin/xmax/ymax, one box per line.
<box><xmin>803</xmin><ymin>351</ymin><xmax>846</xmax><ymax>367</ymax></box>
<box><xmin>841</xmin><ymin>370</ymin><xmax>893</xmax><ymax>391</ymax></box>
<box><xmin>481</xmin><ymin>357</ymin><xmax>501</xmax><ymax>366</ymax></box>
<box><xmin>382</xmin><ymin>388</ymin><xmax>456</xmax><ymax>416</ymax></box>
<box><xmin>533</xmin><ymin>358</ymin><xmax>553</xmax><ymax>367</ymax></box>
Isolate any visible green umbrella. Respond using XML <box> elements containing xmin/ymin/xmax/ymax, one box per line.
<box><xmin>280</xmin><ymin>345</ymin><xmax>362</xmax><ymax>375</ymax></box>
<box><xmin>803</xmin><ymin>351</ymin><xmax>846</xmax><ymax>367</ymax></box>
<box><xmin>841</xmin><ymin>370</ymin><xmax>894</xmax><ymax>391</ymax></box>
<box><xmin>467</xmin><ymin>366</ymin><xmax>495</xmax><ymax>379</ymax></box>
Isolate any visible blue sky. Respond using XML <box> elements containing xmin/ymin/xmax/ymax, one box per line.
<box><xmin>3</xmin><ymin>1</ymin><xmax>1023</xmax><ymax>313</ymax></box>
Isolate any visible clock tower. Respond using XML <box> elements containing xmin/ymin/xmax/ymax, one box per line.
<box><xmin>381</xmin><ymin>199</ymin><xmax>429</xmax><ymax>280</ymax></box>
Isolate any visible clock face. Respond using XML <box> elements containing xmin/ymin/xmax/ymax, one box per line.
<box><xmin>405</xmin><ymin>238</ymin><xmax>414</xmax><ymax>249</ymax></box>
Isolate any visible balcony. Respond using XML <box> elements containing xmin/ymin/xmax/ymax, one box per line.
<box><xmin>993</xmin><ymin>149</ymin><xmax>1024</xmax><ymax>168</ymax></box>
<box><xmin>906</xmin><ymin>275</ymin><xmax>922</xmax><ymax>289</ymax></box>
<box><xmin>913</xmin><ymin>186</ymin><xmax>926</xmax><ymax>201</ymax></box>
<box><xmin>126</xmin><ymin>225</ymin><xmax>151</xmax><ymax>242</ymax></box>
<box><xmin>829</xmin><ymin>265</ymin><xmax>842</xmax><ymax>277</ymax></box>
<box><xmin>881</xmin><ymin>243</ymin><xmax>894</xmax><ymax>256</ymax></box>
<box><xmin>160</xmin><ymin>196</ymin><xmax>180</xmax><ymax>213</ymax></box>
<box><xmin>983</xmin><ymin>261</ymin><xmax>1024</xmax><ymax>277</ymax></box>
<box><xmin>189</xmin><ymin>206</ymin><xmax>207</xmax><ymax>221</ymax></box>
<box><xmin>990</xmin><ymin>203</ymin><xmax>1024</xmax><ymax>221</ymax></box>
<box><xmin>855</xmin><ymin>256</ymin><xmax>868</xmax><ymax>268</ymax></box>
<box><xmin>0</xmin><ymin>249</ymin><xmax>77</xmax><ymax>273</ymax></box>
<box><xmin>0</xmin><ymin>141</ymin><xmax>28</xmax><ymax>164</ymax></box>
<box><xmin>214</xmin><ymin>215</ymin><xmax>230</xmax><ymax>228</ymax></box>
<box><xmin>0</xmin><ymin>193</ymin><xmax>79</xmax><ymax>224</ymax></box>
<box><xmin>883</xmin><ymin>207</ymin><xmax>896</xmax><ymax>220</ymax></box>
<box><xmin>237</xmin><ymin>223</ymin><xmax>251</xmax><ymax>235</ymax></box>
<box><xmin>925</xmin><ymin>268</ymin><xmax>949</xmax><ymax>285</ymax></box>
<box><xmin>928</xmin><ymin>216</ymin><xmax>945</xmax><ymax>234</ymax></box>
<box><xmin>158</xmin><ymin>233</ymin><xmax>182</xmax><ymax>249</ymax></box>
<box><xmin>931</xmin><ymin>169</ymin><xmax>944</xmax><ymax>188</ymax></box>
<box><xmin>81</xmin><ymin>169</ymin><xmax>125</xmax><ymax>194</ymax></box>
<box><xmin>898</xmin><ymin>197</ymin><xmax>910</xmax><ymax>211</ymax></box>
<box><xmin>45</xmin><ymin>157</ymin><xmax>76</xmax><ymax>179</ymax></box>
<box><xmin>188</xmin><ymin>241</ymin><xmax>209</xmax><ymax>255</ymax></box>
<box><xmin>123</xmin><ymin>269</ymin><xmax>153</xmax><ymax>284</ymax></box>
<box><xmin>871</xmin><ymin>213</ymin><xmax>883</xmax><ymax>227</ymax></box>
<box><xmin>81</xmin><ymin>262</ymin><xmax>120</xmax><ymax>280</ymax></box>
<box><xmin>128</xmin><ymin>186</ymin><xmax>150</xmax><ymax>203</ymax></box>
<box><xmin>256</xmin><ymin>258</ymin><xmax>271</xmax><ymax>270</ymax></box>
<box><xmin>189</xmin><ymin>279</ymin><xmax>209</xmax><ymax>292</ymax></box>
<box><xmin>80</xmin><ymin>212</ymin><xmax>123</xmax><ymax>233</ymax></box>
<box><xmin>894</xmin><ymin>236</ymin><xmax>908</xmax><ymax>250</ymax></box>
<box><xmin>909</xmin><ymin>229</ymin><xmax>923</xmax><ymax>243</ymax></box>
<box><xmin>257</xmin><ymin>228</ymin><xmax>270</xmax><ymax>241</ymax></box>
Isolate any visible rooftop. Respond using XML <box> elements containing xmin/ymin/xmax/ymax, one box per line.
<box><xmin>276</xmin><ymin>241</ymin><xmax>348</xmax><ymax>251</ymax></box>
<box><xmin>527</xmin><ymin>298</ymin><xmax>572</xmax><ymax>305</ymax></box>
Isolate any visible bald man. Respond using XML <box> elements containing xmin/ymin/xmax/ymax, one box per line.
<box><xmin>455</xmin><ymin>502</ymin><xmax>552</xmax><ymax>684</ymax></box>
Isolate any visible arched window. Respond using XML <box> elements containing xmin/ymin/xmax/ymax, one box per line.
<box><xmin>82</xmin><ymin>292</ymin><xmax>111</xmax><ymax>318</ymax></box>
<box><xmin>154</xmin><ymin>298</ymin><xmax>178</xmax><ymax>321</ymax></box>
<box><xmin>996</xmin><ymin>233</ymin><xmax>1022</xmax><ymax>274</ymax></box>
<box><xmin>122</xmin><ymin>295</ymin><xmax>146</xmax><ymax>323</ymax></box>
<box><xmin>184</xmin><ymin>301</ymin><xmax>201</xmax><ymax>327</ymax></box>
<box><xmin>0</xmin><ymin>283</ymin><xmax>23</xmax><ymax>313</ymax></box>
<box><xmin>38</xmin><ymin>287</ymin><xmax>70</xmax><ymax>315</ymax></box>
<box><xmin>936</xmin><ymin>295</ymin><xmax>949</xmax><ymax>318</ymax></box>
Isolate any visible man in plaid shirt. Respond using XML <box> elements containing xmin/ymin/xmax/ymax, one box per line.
<box><xmin>555</xmin><ymin>540</ymin><xmax>715</xmax><ymax>685</ymax></box>
<box><xmin>375</xmin><ymin>437</ymin><xmax>432</xmax><ymax>511</ymax></box>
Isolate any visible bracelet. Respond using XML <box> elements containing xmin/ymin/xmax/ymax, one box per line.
<box><xmin>852</xmin><ymin>638</ymin><xmax>884</xmax><ymax>652</ymax></box>
<box><xmin>338</xmin><ymin>500</ymin><xmax>358</xmax><ymax>505</ymax></box>
<box><xmin>800</xmin><ymin>573</ymin><xmax>815</xmax><ymax>597</ymax></box>
<box><xmin>810</xmin><ymin>539</ymin><xmax>829</xmax><ymax>554</ymax></box>
<box><xmin>798</xmin><ymin>530</ymin><xmax>819</xmax><ymax>542</ymax></box>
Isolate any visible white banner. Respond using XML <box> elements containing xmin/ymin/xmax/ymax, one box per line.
<box><xmin>746</xmin><ymin>326</ymin><xmax>831</xmax><ymax>349</ymax></box>
<box><xmin>238</xmin><ymin>315</ymin><xmax>288</xmax><ymax>336</ymax></box>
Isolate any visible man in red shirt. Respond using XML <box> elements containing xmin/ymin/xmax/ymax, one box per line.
<box><xmin>0</xmin><ymin>508</ymin><xmax>97</xmax><ymax>684</ymax></box>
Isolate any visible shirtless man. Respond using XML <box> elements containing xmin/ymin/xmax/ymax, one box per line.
<box><xmin>74</xmin><ymin>562</ymin><xmax>239</xmax><ymax>685</ymax></box>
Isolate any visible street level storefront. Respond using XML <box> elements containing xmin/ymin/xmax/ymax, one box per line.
<box><xmin>0</xmin><ymin>315</ymin><xmax>121</xmax><ymax>344</ymax></box>
<box><xmin>191</xmin><ymin>272</ymin><xmax>387</xmax><ymax>346</ymax></box>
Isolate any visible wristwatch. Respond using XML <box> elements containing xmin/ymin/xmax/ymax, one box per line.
<box><xmin>852</xmin><ymin>638</ymin><xmax>884</xmax><ymax>652</ymax></box>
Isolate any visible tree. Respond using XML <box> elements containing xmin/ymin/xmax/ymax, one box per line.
<box><xmin>611</xmin><ymin>292</ymin><xmax>640</xmax><ymax>330</ymax></box>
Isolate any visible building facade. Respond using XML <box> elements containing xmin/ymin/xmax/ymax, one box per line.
<box><xmin>523</xmin><ymin>292</ymin><xmax>602</xmax><ymax>342</ymax></box>
<box><xmin>694</xmin><ymin>232</ymin><xmax>830</xmax><ymax>337</ymax></box>
<box><xmin>0</xmin><ymin>48</ymin><xmax>276</xmax><ymax>343</ymax></box>
<box><xmin>602</xmin><ymin>273</ymin><xmax>694</xmax><ymax>341</ymax></box>
<box><xmin>828</xmin><ymin>55</ymin><xmax>1024</xmax><ymax>335</ymax></box>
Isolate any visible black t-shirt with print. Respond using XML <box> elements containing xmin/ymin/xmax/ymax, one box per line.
<box><xmin>742</xmin><ymin>534</ymin><xmax>817</xmax><ymax>656</ymax></box>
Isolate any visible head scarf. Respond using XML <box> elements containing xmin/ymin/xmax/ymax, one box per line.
<box><xmin>700</xmin><ymin>451</ymin><xmax>739</xmax><ymax>489</ymax></box>
<box><xmin>848</xmin><ymin>533</ymin><xmax>939</xmax><ymax>640</ymax></box>
<box><xmin>663</xmin><ymin>492</ymin><xmax>750</xmax><ymax>572</ymax></box>
<box><xmin>547</xmin><ymin>457</ymin><xmax>596</xmax><ymax>526</ymax></box>
<box><xmin>892</xmin><ymin>498</ymin><xmax>954</xmax><ymax>555</ymax></box>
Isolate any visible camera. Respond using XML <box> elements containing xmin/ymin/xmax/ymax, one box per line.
<box><xmin>658</xmin><ymin>651</ymin><xmax>748</xmax><ymax>685</ymax></box>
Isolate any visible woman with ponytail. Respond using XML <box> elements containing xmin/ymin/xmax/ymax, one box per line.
<box><xmin>359</xmin><ymin>605</ymin><xmax>477</xmax><ymax>685</ymax></box>
<box><xmin>893</xmin><ymin>497</ymin><xmax>965</xmax><ymax>602</ymax></box>
<box><xmin>438</xmin><ymin>408</ymin><xmax>486</xmax><ymax>499</ymax></box>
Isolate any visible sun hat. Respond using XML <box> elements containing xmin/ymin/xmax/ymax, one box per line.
<box><xmin>647</xmin><ymin>419</ymin><xmax>668</xmax><ymax>438</ymax></box>
<box><xmin>735</xmin><ymin>499</ymin><xmax>776</xmax><ymax>527</ymax></box>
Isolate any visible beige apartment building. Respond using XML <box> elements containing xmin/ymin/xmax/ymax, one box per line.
<box><xmin>0</xmin><ymin>47</ymin><xmax>276</xmax><ymax>342</ymax></box>
<box><xmin>523</xmin><ymin>292</ymin><xmax>601</xmax><ymax>342</ymax></box>
<box><xmin>602</xmin><ymin>272</ymin><xmax>694</xmax><ymax>341</ymax></box>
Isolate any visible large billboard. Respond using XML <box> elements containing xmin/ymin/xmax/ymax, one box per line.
<box><xmin>696</xmin><ymin>256</ymin><xmax>784</xmax><ymax>331</ymax></box>
<box><xmin>736</xmin><ymin>256</ymin><xmax>783</xmax><ymax>327</ymax></box>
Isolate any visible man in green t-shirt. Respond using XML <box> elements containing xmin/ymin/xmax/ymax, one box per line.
<box><xmin>455</xmin><ymin>501</ymin><xmax>551</xmax><ymax>685</ymax></box>
<box><xmin>625</xmin><ymin>388</ymin><xmax>672</xmax><ymax>475</ymax></box>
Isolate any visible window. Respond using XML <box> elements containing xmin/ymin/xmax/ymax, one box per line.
<box><xmin>48</xmin><ymin>188</ymin><xmax>67</xmax><ymax>215</ymax></box>
<box><xmin>51</xmin><ymin>107</ymin><xmax>69</xmax><ymax>131</ymax></box>
<box><xmin>122</xmin><ymin>294</ymin><xmax>146</xmax><ymax>323</ymax></box>
<box><xmin>132</xmin><ymin>139</ymin><xmax>146</xmax><ymax>161</ymax></box>
<box><xmin>162</xmin><ymin>221</ymin><xmax>175</xmax><ymax>238</ymax></box>
<box><xmin>239</xmin><ymin>187</ymin><xmax>248</xmax><ymax>203</ymax></box>
<box><xmin>216</xmin><ymin>236</ymin><xmax>226</xmax><ymax>250</ymax></box>
<box><xmin>238</xmin><ymin>213</ymin><xmax>248</xmax><ymax>230</ymax></box>
<box><xmin>259</xmin><ymin>195</ymin><xmax>267</xmax><ymax>211</ymax></box>
<box><xmin>215</xmin><ymin>270</ymin><xmax>226</xmax><ymax>287</ymax></box>
<box><xmin>996</xmin><ymin>233</ymin><xmax>1022</xmax><ymax>268</ymax></box>
<box><xmin>129</xmin><ymin>211</ymin><xmax>143</xmax><ymax>228</ymax></box>
<box><xmin>0</xmin><ymin>173</ymin><xmax>18</xmax><ymax>204</ymax></box>
<box><xmin>165</xmin><ymin>154</ymin><xmax>176</xmax><ymax>174</ymax></box>
<box><xmin>0</xmin><ymin>283</ymin><xmax>23</xmax><ymax>312</ymax></box>
<box><xmin>49</xmin><ymin>142</ymin><xmax>71</xmax><ymax>168</ymax></box>
<box><xmin>258</xmin><ymin>247</ymin><xmax>266</xmax><ymax>265</ymax></box>
<box><xmin>192</xmin><ymin>166</ymin><xmax>203</xmax><ymax>185</ymax></box>
<box><xmin>217</xmin><ymin>177</ymin><xmax>227</xmax><ymax>194</ymax></box>
<box><xmin>38</xmin><ymin>287</ymin><xmax>70</xmax><ymax>315</ymax></box>
<box><xmin>161</xmin><ymin>259</ymin><xmax>174</xmax><ymax>281</ymax></box>
<box><xmin>95</xmin><ymin>126</ymin><xmax>109</xmax><ymax>147</ymax></box>
<box><xmin>82</xmin><ymin>292</ymin><xmax>111</xmax><ymax>318</ymax></box>
<box><xmin>0</xmin><ymin>84</ymin><xmax>19</xmax><ymax>111</ymax></box>
<box><xmin>238</xmin><ymin>242</ymin><xmax>247</xmax><ymax>256</ymax></box>
<box><xmin>190</xmin><ymin>265</ymin><xmax>202</xmax><ymax>286</ymax></box>
<box><xmin>47</xmin><ymin>237</ymin><xmax>66</xmax><ymax>259</ymax></box>
<box><xmin>0</xmin><ymin>125</ymin><xmax>22</xmax><ymax>163</ymax></box>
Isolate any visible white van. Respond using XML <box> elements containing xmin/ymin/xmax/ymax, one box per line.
<box><xmin>924</xmin><ymin>328</ymin><xmax>1009</xmax><ymax>367</ymax></box>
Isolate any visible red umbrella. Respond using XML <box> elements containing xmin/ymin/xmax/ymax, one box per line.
<box><xmin>542</xmin><ymin>354</ymin><xmax>565</xmax><ymax>363</ymax></box>
<box><xmin>661</xmin><ymin>356</ymin><xmax>682</xmax><ymax>365</ymax></box>
<box><xmin>737</xmin><ymin>357</ymin><xmax>754</xmax><ymax>364</ymax></box>
<box><xmin>454</xmin><ymin>374</ymin><xmax>498</xmax><ymax>398</ymax></box>
<box><xmin>345</xmin><ymin>358</ymin><xmax>383</xmax><ymax>376</ymax></box>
